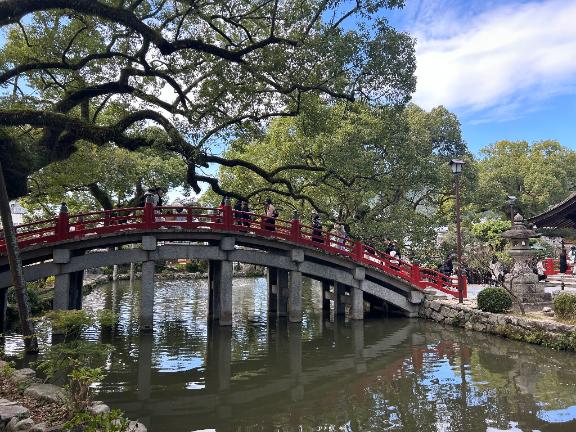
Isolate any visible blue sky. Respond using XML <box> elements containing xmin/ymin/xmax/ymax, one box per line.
<box><xmin>382</xmin><ymin>0</ymin><xmax>576</xmax><ymax>154</ymax></box>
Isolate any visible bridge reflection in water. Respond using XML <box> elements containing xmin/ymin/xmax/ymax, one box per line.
<box><xmin>79</xmin><ymin>278</ymin><xmax>576</xmax><ymax>432</ymax></box>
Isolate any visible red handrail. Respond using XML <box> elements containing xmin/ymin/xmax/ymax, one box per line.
<box><xmin>0</xmin><ymin>204</ymin><xmax>465</xmax><ymax>297</ymax></box>
<box><xmin>543</xmin><ymin>257</ymin><xmax>573</xmax><ymax>275</ymax></box>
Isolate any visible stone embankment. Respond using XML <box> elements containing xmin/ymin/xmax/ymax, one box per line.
<box><xmin>419</xmin><ymin>297</ymin><xmax>576</xmax><ymax>351</ymax></box>
<box><xmin>0</xmin><ymin>361</ymin><xmax>146</xmax><ymax>432</ymax></box>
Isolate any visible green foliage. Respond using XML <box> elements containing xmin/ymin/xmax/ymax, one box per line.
<box><xmin>64</xmin><ymin>409</ymin><xmax>131</xmax><ymax>432</ymax></box>
<box><xmin>7</xmin><ymin>279</ymin><xmax>53</xmax><ymax>315</ymax></box>
<box><xmin>96</xmin><ymin>310</ymin><xmax>118</xmax><ymax>328</ymax></box>
<box><xmin>474</xmin><ymin>140</ymin><xmax>576</xmax><ymax>218</ymax></box>
<box><xmin>495</xmin><ymin>325</ymin><xmax>576</xmax><ymax>351</ymax></box>
<box><xmin>67</xmin><ymin>367</ymin><xmax>104</xmax><ymax>413</ymax></box>
<box><xmin>207</xmin><ymin>99</ymin><xmax>472</xmax><ymax>259</ymax></box>
<box><xmin>477</xmin><ymin>288</ymin><xmax>513</xmax><ymax>313</ymax></box>
<box><xmin>185</xmin><ymin>260</ymin><xmax>208</xmax><ymax>274</ymax></box>
<box><xmin>554</xmin><ymin>293</ymin><xmax>576</xmax><ymax>321</ymax></box>
<box><xmin>471</xmin><ymin>219</ymin><xmax>511</xmax><ymax>251</ymax></box>
<box><xmin>36</xmin><ymin>340</ymin><xmax>113</xmax><ymax>382</ymax></box>
<box><xmin>22</xmin><ymin>143</ymin><xmax>188</xmax><ymax>215</ymax></box>
<box><xmin>0</xmin><ymin>1</ymin><xmax>417</xmax><ymax>201</ymax></box>
<box><xmin>44</xmin><ymin>310</ymin><xmax>94</xmax><ymax>339</ymax></box>
<box><xmin>0</xmin><ymin>361</ymin><xmax>16</xmax><ymax>378</ymax></box>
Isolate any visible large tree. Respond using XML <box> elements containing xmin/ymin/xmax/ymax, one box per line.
<box><xmin>22</xmin><ymin>142</ymin><xmax>188</xmax><ymax>215</ymax></box>
<box><xmin>0</xmin><ymin>0</ymin><xmax>416</xmax><ymax>201</ymax></box>
<box><xmin>473</xmin><ymin>140</ymin><xmax>576</xmax><ymax>218</ymax></box>
<box><xmin>206</xmin><ymin>100</ymin><xmax>471</xmax><ymax>258</ymax></box>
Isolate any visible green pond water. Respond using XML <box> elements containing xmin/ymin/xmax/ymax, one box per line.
<box><xmin>4</xmin><ymin>276</ymin><xmax>576</xmax><ymax>432</ymax></box>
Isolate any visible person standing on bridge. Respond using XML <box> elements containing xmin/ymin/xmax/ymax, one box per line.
<box><xmin>240</xmin><ymin>201</ymin><xmax>252</xmax><ymax>230</ymax></box>
<box><xmin>560</xmin><ymin>245</ymin><xmax>568</xmax><ymax>274</ymax></box>
<box><xmin>264</xmin><ymin>198</ymin><xmax>277</xmax><ymax>231</ymax></box>
<box><xmin>312</xmin><ymin>213</ymin><xmax>323</xmax><ymax>243</ymax></box>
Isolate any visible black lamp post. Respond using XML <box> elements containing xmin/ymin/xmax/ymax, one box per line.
<box><xmin>449</xmin><ymin>159</ymin><xmax>465</xmax><ymax>304</ymax></box>
<box><xmin>507</xmin><ymin>195</ymin><xmax>517</xmax><ymax>223</ymax></box>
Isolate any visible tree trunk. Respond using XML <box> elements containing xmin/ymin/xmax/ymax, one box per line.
<box><xmin>0</xmin><ymin>160</ymin><xmax>38</xmax><ymax>352</ymax></box>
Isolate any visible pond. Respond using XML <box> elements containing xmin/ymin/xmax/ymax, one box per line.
<box><xmin>3</xmin><ymin>276</ymin><xmax>576</xmax><ymax>432</ymax></box>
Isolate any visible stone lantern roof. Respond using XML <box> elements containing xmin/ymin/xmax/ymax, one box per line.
<box><xmin>501</xmin><ymin>213</ymin><xmax>539</xmax><ymax>240</ymax></box>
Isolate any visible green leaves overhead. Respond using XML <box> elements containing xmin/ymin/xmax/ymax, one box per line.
<box><xmin>208</xmin><ymin>98</ymin><xmax>469</xmax><ymax>255</ymax></box>
<box><xmin>0</xmin><ymin>0</ymin><xmax>416</xmax><ymax>199</ymax></box>
<box><xmin>474</xmin><ymin>140</ymin><xmax>576</xmax><ymax>217</ymax></box>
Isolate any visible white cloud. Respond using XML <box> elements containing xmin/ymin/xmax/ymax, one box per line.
<box><xmin>410</xmin><ymin>0</ymin><xmax>576</xmax><ymax>121</ymax></box>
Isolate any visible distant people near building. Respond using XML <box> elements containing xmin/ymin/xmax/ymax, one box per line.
<box><xmin>560</xmin><ymin>246</ymin><xmax>568</xmax><ymax>274</ymax></box>
<box><xmin>172</xmin><ymin>201</ymin><xmax>186</xmax><ymax>222</ymax></box>
<box><xmin>439</xmin><ymin>255</ymin><xmax>454</xmax><ymax>277</ymax></box>
<box><xmin>338</xmin><ymin>223</ymin><xmax>348</xmax><ymax>250</ymax></box>
<box><xmin>264</xmin><ymin>198</ymin><xmax>277</xmax><ymax>231</ymax></box>
<box><xmin>536</xmin><ymin>259</ymin><xmax>547</xmax><ymax>281</ymax></box>
<box><xmin>312</xmin><ymin>213</ymin><xmax>323</xmax><ymax>243</ymax></box>
<box><xmin>141</xmin><ymin>187</ymin><xmax>164</xmax><ymax>220</ymax></box>
<box><xmin>489</xmin><ymin>257</ymin><xmax>503</xmax><ymax>286</ymax></box>
<box><xmin>570</xmin><ymin>246</ymin><xmax>576</xmax><ymax>265</ymax></box>
<box><xmin>330</xmin><ymin>222</ymin><xmax>347</xmax><ymax>250</ymax></box>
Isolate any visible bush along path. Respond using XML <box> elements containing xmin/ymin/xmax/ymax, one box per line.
<box><xmin>0</xmin><ymin>310</ymin><xmax>147</xmax><ymax>432</ymax></box>
<box><xmin>419</xmin><ymin>290</ymin><xmax>576</xmax><ymax>351</ymax></box>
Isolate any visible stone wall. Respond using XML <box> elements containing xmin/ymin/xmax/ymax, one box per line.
<box><xmin>419</xmin><ymin>299</ymin><xmax>576</xmax><ymax>351</ymax></box>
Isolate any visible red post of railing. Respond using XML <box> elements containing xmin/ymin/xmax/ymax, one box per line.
<box><xmin>290</xmin><ymin>211</ymin><xmax>301</xmax><ymax>242</ymax></box>
<box><xmin>462</xmin><ymin>275</ymin><xmax>468</xmax><ymax>298</ymax></box>
<box><xmin>223</xmin><ymin>201</ymin><xmax>233</xmax><ymax>231</ymax></box>
<box><xmin>143</xmin><ymin>202</ymin><xmax>154</xmax><ymax>228</ymax></box>
<box><xmin>353</xmin><ymin>241</ymin><xmax>363</xmax><ymax>261</ymax></box>
<box><xmin>186</xmin><ymin>207</ymin><xmax>193</xmax><ymax>226</ymax></box>
<box><xmin>104</xmin><ymin>210</ymin><xmax>111</xmax><ymax>227</ymax></box>
<box><xmin>55</xmin><ymin>203</ymin><xmax>70</xmax><ymax>241</ymax></box>
<box><xmin>411</xmin><ymin>265</ymin><xmax>421</xmax><ymax>286</ymax></box>
<box><xmin>544</xmin><ymin>258</ymin><xmax>555</xmax><ymax>275</ymax></box>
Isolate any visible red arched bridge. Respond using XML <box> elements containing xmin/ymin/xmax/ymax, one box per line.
<box><xmin>0</xmin><ymin>203</ymin><xmax>466</xmax><ymax>330</ymax></box>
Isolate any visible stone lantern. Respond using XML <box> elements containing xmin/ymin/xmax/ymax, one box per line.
<box><xmin>501</xmin><ymin>213</ymin><xmax>551</xmax><ymax>308</ymax></box>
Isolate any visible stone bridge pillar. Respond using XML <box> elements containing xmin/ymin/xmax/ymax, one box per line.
<box><xmin>277</xmin><ymin>269</ymin><xmax>289</xmax><ymax>317</ymax></box>
<box><xmin>321</xmin><ymin>281</ymin><xmax>331</xmax><ymax>315</ymax></box>
<box><xmin>140</xmin><ymin>236</ymin><xmax>156</xmax><ymax>332</ymax></box>
<box><xmin>208</xmin><ymin>260</ymin><xmax>221</xmax><ymax>320</ymax></box>
<box><xmin>53</xmin><ymin>249</ymin><xmax>85</xmax><ymax>311</ymax></box>
<box><xmin>288</xmin><ymin>249</ymin><xmax>304</xmax><ymax>323</ymax></box>
<box><xmin>267</xmin><ymin>267</ymin><xmax>278</xmax><ymax>314</ymax></box>
<box><xmin>52</xmin><ymin>249</ymin><xmax>84</xmax><ymax>311</ymax></box>
<box><xmin>335</xmin><ymin>282</ymin><xmax>346</xmax><ymax>316</ymax></box>
<box><xmin>350</xmin><ymin>267</ymin><xmax>366</xmax><ymax>320</ymax></box>
<box><xmin>218</xmin><ymin>237</ymin><xmax>234</xmax><ymax>326</ymax></box>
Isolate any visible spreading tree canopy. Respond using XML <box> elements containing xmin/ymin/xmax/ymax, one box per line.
<box><xmin>206</xmin><ymin>99</ymin><xmax>471</xmax><ymax>257</ymax></box>
<box><xmin>0</xmin><ymin>0</ymin><xmax>416</xmax><ymax>201</ymax></box>
<box><xmin>473</xmin><ymin>140</ymin><xmax>576</xmax><ymax>217</ymax></box>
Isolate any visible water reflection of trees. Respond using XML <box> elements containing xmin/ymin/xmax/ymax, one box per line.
<box><xmin>83</xmin><ymin>280</ymin><xmax>576</xmax><ymax>432</ymax></box>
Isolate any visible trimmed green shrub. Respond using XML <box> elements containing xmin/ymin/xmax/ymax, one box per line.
<box><xmin>554</xmin><ymin>292</ymin><xmax>576</xmax><ymax>320</ymax></box>
<box><xmin>477</xmin><ymin>287</ymin><xmax>512</xmax><ymax>313</ymax></box>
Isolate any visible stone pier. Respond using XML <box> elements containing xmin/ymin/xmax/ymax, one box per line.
<box><xmin>267</xmin><ymin>267</ymin><xmax>278</xmax><ymax>314</ymax></box>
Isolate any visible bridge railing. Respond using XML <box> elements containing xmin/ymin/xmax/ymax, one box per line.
<box><xmin>542</xmin><ymin>257</ymin><xmax>573</xmax><ymax>275</ymax></box>
<box><xmin>0</xmin><ymin>203</ymin><xmax>465</xmax><ymax>297</ymax></box>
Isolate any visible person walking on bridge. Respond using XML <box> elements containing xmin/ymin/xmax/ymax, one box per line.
<box><xmin>312</xmin><ymin>213</ymin><xmax>323</xmax><ymax>243</ymax></box>
<box><xmin>264</xmin><ymin>198</ymin><xmax>277</xmax><ymax>231</ymax></box>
